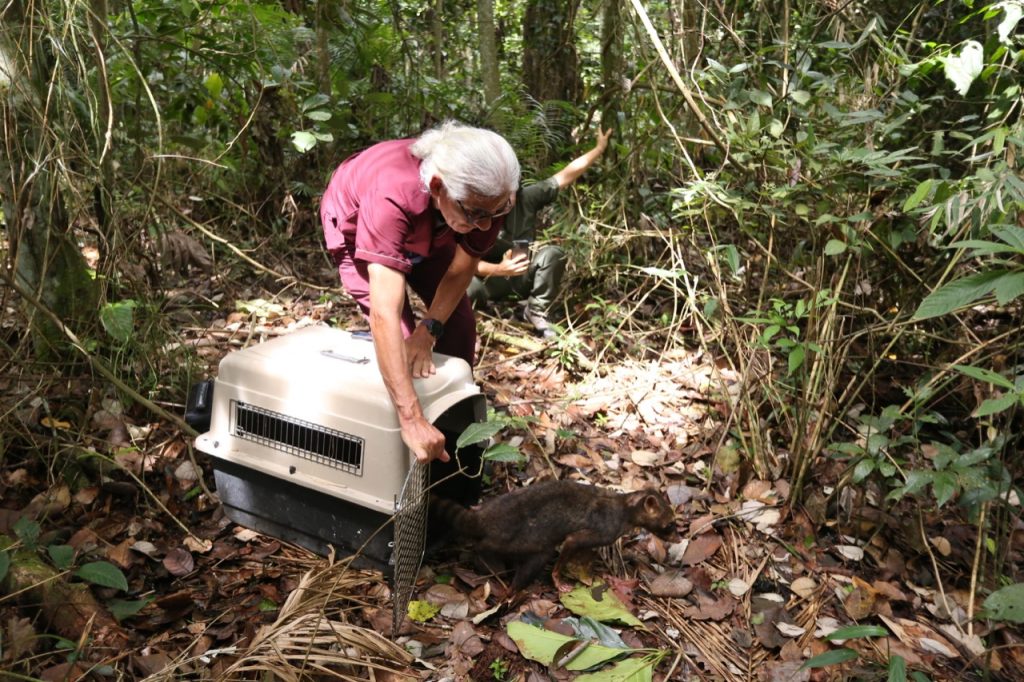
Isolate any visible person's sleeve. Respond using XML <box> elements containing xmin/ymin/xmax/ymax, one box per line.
<box><xmin>520</xmin><ymin>177</ymin><xmax>560</xmax><ymax>213</ymax></box>
<box><xmin>458</xmin><ymin>218</ymin><xmax>502</xmax><ymax>258</ymax></box>
<box><xmin>353</xmin><ymin>191</ymin><xmax>414</xmax><ymax>273</ymax></box>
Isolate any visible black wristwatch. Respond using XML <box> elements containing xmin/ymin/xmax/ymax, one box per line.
<box><xmin>420</xmin><ymin>318</ymin><xmax>444</xmax><ymax>340</ymax></box>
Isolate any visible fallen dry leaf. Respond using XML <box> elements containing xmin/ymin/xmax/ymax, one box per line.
<box><xmin>790</xmin><ymin>576</ymin><xmax>817</xmax><ymax>599</ymax></box>
<box><xmin>682</xmin><ymin>592</ymin><xmax>736</xmax><ymax>621</ymax></box>
<box><xmin>680</xmin><ymin>533</ymin><xmax>723</xmax><ymax>565</ymax></box>
<box><xmin>727</xmin><ymin>578</ymin><xmax>750</xmax><ymax>597</ymax></box>
<box><xmin>163</xmin><ymin>547</ymin><xmax>195</xmax><ymax>577</ymax></box>
<box><xmin>629</xmin><ymin>449</ymin><xmax>661</xmax><ymax>467</ymax></box>
<box><xmin>775</xmin><ymin>622</ymin><xmax>806</xmax><ymax>638</ymax></box>
<box><xmin>451</xmin><ymin>620</ymin><xmax>486</xmax><ymax>657</ymax></box>
<box><xmin>648</xmin><ymin>570</ymin><xmax>694</xmax><ymax>598</ymax></box>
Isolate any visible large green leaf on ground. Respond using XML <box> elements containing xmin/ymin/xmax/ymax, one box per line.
<box><xmin>75</xmin><ymin>561</ymin><xmax>129</xmax><ymax>591</ymax></box>
<box><xmin>506</xmin><ymin>621</ymin><xmax>632</xmax><ymax>671</ymax></box>
<box><xmin>560</xmin><ymin>584</ymin><xmax>645</xmax><ymax>628</ymax></box>
<box><xmin>575</xmin><ymin>655</ymin><xmax>658</xmax><ymax>681</ymax></box>
<box><xmin>982</xmin><ymin>583</ymin><xmax>1024</xmax><ymax>623</ymax></box>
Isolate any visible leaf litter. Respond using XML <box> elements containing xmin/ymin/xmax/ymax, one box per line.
<box><xmin>1</xmin><ymin>290</ymin><xmax>1020</xmax><ymax>680</ymax></box>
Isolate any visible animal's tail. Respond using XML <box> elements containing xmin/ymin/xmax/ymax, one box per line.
<box><xmin>429</xmin><ymin>494</ymin><xmax>484</xmax><ymax>539</ymax></box>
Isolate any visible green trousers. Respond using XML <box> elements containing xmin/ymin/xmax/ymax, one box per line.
<box><xmin>467</xmin><ymin>245</ymin><xmax>566</xmax><ymax>314</ymax></box>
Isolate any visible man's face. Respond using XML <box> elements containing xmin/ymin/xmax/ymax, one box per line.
<box><xmin>432</xmin><ymin>179</ymin><xmax>515</xmax><ymax>234</ymax></box>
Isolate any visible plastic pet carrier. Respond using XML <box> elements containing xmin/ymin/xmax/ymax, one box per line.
<box><xmin>190</xmin><ymin>325</ymin><xmax>486</xmax><ymax>621</ymax></box>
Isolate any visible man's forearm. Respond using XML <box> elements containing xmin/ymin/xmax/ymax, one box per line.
<box><xmin>476</xmin><ymin>260</ymin><xmax>502</xmax><ymax>278</ymax></box>
<box><xmin>369</xmin><ymin>308</ymin><xmax>423</xmax><ymax>422</ymax></box>
<box><xmin>426</xmin><ymin>247</ymin><xmax>478</xmax><ymax>321</ymax></box>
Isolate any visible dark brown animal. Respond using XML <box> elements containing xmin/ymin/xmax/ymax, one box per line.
<box><xmin>432</xmin><ymin>480</ymin><xmax>676</xmax><ymax>592</ymax></box>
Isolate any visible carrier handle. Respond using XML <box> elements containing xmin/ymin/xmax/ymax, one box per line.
<box><xmin>320</xmin><ymin>349</ymin><xmax>370</xmax><ymax>364</ymax></box>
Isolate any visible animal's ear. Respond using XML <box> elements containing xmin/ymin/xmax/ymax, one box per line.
<box><xmin>643</xmin><ymin>493</ymin><xmax>663</xmax><ymax>513</ymax></box>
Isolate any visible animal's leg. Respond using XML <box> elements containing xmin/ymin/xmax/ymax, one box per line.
<box><xmin>554</xmin><ymin>529</ymin><xmax>613</xmax><ymax>592</ymax></box>
<box><xmin>511</xmin><ymin>550</ymin><xmax>555</xmax><ymax>592</ymax></box>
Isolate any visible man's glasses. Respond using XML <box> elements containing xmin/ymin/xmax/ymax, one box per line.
<box><xmin>456</xmin><ymin>197</ymin><xmax>513</xmax><ymax>225</ymax></box>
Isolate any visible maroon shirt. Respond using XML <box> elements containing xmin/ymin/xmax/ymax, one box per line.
<box><xmin>320</xmin><ymin>139</ymin><xmax>501</xmax><ymax>274</ymax></box>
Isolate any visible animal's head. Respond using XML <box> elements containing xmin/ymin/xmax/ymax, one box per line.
<box><xmin>627</xmin><ymin>490</ymin><xmax>676</xmax><ymax>539</ymax></box>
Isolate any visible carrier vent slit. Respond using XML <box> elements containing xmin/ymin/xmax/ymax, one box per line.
<box><xmin>231</xmin><ymin>400</ymin><xmax>364</xmax><ymax>475</ymax></box>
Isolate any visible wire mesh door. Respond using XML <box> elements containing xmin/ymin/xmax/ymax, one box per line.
<box><xmin>391</xmin><ymin>459</ymin><xmax>428</xmax><ymax>637</ymax></box>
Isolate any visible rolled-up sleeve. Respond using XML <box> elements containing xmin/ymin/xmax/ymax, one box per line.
<box><xmin>354</xmin><ymin>191</ymin><xmax>415</xmax><ymax>273</ymax></box>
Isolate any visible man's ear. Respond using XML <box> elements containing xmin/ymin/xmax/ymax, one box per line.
<box><xmin>428</xmin><ymin>176</ymin><xmax>444</xmax><ymax>197</ymax></box>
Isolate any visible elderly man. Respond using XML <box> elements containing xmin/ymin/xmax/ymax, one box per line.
<box><xmin>321</xmin><ymin>121</ymin><xmax>520</xmax><ymax>464</ymax></box>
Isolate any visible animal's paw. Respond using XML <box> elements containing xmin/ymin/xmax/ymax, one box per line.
<box><xmin>554</xmin><ymin>577</ymin><xmax>575</xmax><ymax>593</ymax></box>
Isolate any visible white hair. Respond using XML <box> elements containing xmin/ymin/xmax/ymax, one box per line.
<box><xmin>410</xmin><ymin>120</ymin><xmax>520</xmax><ymax>200</ymax></box>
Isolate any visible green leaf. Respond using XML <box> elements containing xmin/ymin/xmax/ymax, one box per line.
<box><xmin>982</xmin><ymin>583</ymin><xmax>1024</xmax><ymax>623</ymax></box>
<box><xmin>305</xmin><ymin>110</ymin><xmax>332</xmax><ymax>121</ymax></box>
<box><xmin>482</xmin><ymin>443</ymin><xmax>526</xmax><ymax>464</ymax></box>
<box><xmin>974</xmin><ymin>392</ymin><xmax>1020</xmax><ymax>418</ymax></box>
<box><xmin>932</xmin><ymin>471</ymin><xmax>958</xmax><ymax>507</ymax></box>
<box><xmin>789</xmin><ymin>90</ymin><xmax>811</xmax><ymax>105</ymax></box>
<box><xmin>560</xmin><ymin>584</ymin><xmax>645</xmax><ymax>628</ymax></box>
<box><xmin>952</xmin><ymin>364</ymin><xmax>1015</xmax><ymax>389</ymax></box>
<box><xmin>801</xmin><ymin>648</ymin><xmax>859</xmax><ymax>669</ymax></box>
<box><xmin>788</xmin><ymin>345</ymin><xmax>806</xmax><ymax>375</ymax></box>
<box><xmin>997</xmin><ymin>2</ymin><xmax>1023</xmax><ymax>43</ymax></box>
<box><xmin>506</xmin><ymin>621</ymin><xmax>632</xmax><ymax>671</ymax></box>
<box><xmin>13</xmin><ymin>517</ymin><xmax>40</xmax><ymax>547</ymax></box>
<box><xmin>0</xmin><ymin>550</ymin><xmax>9</xmax><ymax>583</ymax></box>
<box><xmin>749</xmin><ymin>90</ymin><xmax>773</xmax><ymax>107</ymax></box>
<box><xmin>575</xmin><ymin>655</ymin><xmax>657</xmax><ymax>681</ymax></box>
<box><xmin>941</xmin><ymin>41</ymin><xmax>983</xmax><ymax>96</ymax></box>
<box><xmin>290</xmin><ymin>131</ymin><xmax>317</xmax><ymax>153</ymax></box>
<box><xmin>912</xmin><ymin>271</ymin><xmax>1007</xmax><ymax>320</ymax></box>
<box><xmin>301</xmin><ymin>93</ymin><xmax>330</xmax><ymax>111</ymax></box>
<box><xmin>903</xmin><ymin>180</ymin><xmax>933</xmax><ymax>211</ymax></box>
<box><xmin>993</xmin><ymin>272</ymin><xmax>1024</xmax><ymax>305</ymax></box>
<box><xmin>888</xmin><ymin>654</ymin><xmax>907</xmax><ymax>682</ymax></box>
<box><xmin>457</xmin><ymin>421</ymin><xmax>504</xmax><ymax>449</ymax></box>
<box><xmin>99</xmin><ymin>300</ymin><xmax>138</xmax><ymax>344</ymax></box>
<box><xmin>407</xmin><ymin>600</ymin><xmax>441</xmax><ymax>623</ymax></box>
<box><xmin>824</xmin><ymin>239</ymin><xmax>847</xmax><ymax>256</ymax></box>
<box><xmin>826</xmin><ymin>625</ymin><xmax>888</xmax><ymax>640</ymax></box>
<box><xmin>992</xmin><ymin>225</ymin><xmax>1024</xmax><ymax>252</ymax></box>
<box><xmin>75</xmin><ymin>561</ymin><xmax>129</xmax><ymax>592</ymax></box>
<box><xmin>108</xmin><ymin>597</ymin><xmax>153</xmax><ymax>622</ymax></box>
<box><xmin>258</xmin><ymin>598</ymin><xmax>278</xmax><ymax>612</ymax></box>
<box><xmin>48</xmin><ymin>544</ymin><xmax>75</xmax><ymax>570</ymax></box>
<box><xmin>852</xmin><ymin>458</ymin><xmax>876</xmax><ymax>483</ymax></box>
<box><xmin>203</xmin><ymin>71</ymin><xmax>223</xmax><ymax>100</ymax></box>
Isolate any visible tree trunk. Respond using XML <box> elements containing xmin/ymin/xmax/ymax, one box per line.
<box><xmin>432</xmin><ymin>0</ymin><xmax>444</xmax><ymax>80</ymax></box>
<box><xmin>478</xmin><ymin>0</ymin><xmax>501</xmax><ymax>105</ymax></box>
<box><xmin>1</xmin><ymin>1</ymin><xmax>99</xmax><ymax>359</ymax></box>
<box><xmin>521</xmin><ymin>0</ymin><xmax>582</xmax><ymax>104</ymax></box>
<box><xmin>600</xmin><ymin>0</ymin><xmax>625</xmax><ymax>134</ymax></box>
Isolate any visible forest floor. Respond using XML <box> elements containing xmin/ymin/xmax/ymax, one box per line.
<box><xmin>1</xmin><ymin>235</ymin><xmax>1019</xmax><ymax>681</ymax></box>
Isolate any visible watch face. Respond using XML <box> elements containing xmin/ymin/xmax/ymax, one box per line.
<box><xmin>424</xmin><ymin>319</ymin><xmax>443</xmax><ymax>338</ymax></box>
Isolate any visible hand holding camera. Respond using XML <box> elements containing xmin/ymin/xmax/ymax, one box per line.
<box><xmin>498</xmin><ymin>239</ymin><xmax>531</xmax><ymax>277</ymax></box>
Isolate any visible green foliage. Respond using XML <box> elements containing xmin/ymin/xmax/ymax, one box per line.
<box><xmin>981</xmin><ymin>583</ymin><xmax>1024</xmax><ymax>623</ymax></box>
<box><xmin>489</xmin><ymin>658</ymin><xmax>509</xmax><ymax>681</ymax></box>
<box><xmin>99</xmin><ymin>300</ymin><xmax>138</xmax><ymax>344</ymax></box>
<box><xmin>74</xmin><ymin>561</ymin><xmax>129</xmax><ymax>592</ymax></box>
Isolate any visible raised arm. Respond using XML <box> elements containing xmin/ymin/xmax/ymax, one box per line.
<box><xmin>551</xmin><ymin>128</ymin><xmax>612</xmax><ymax>189</ymax></box>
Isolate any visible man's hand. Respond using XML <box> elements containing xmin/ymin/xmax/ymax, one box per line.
<box><xmin>595</xmin><ymin>127</ymin><xmax>612</xmax><ymax>151</ymax></box>
<box><xmin>406</xmin><ymin>324</ymin><xmax>437</xmax><ymax>378</ymax></box>
<box><xmin>400</xmin><ymin>414</ymin><xmax>450</xmax><ymax>463</ymax></box>
<box><xmin>495</xmin><ymin>249</ymin><xmax>530</xmax><ymax>277</ymax></box>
